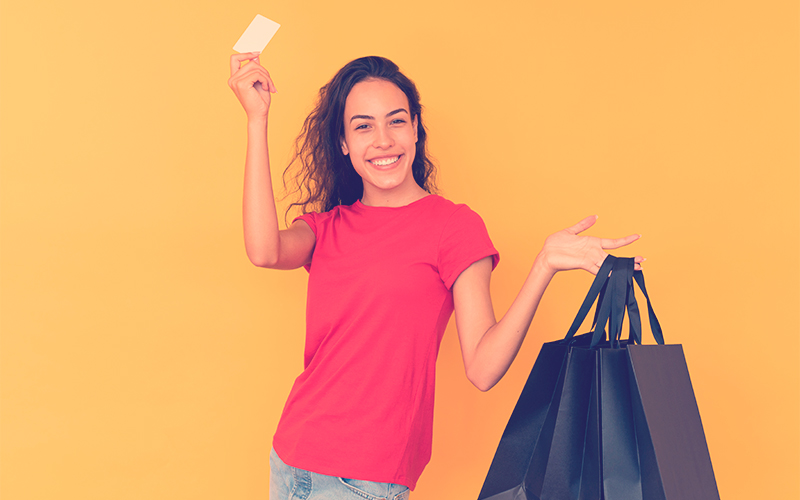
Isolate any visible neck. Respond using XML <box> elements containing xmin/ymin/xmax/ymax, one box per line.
<box><xmin>360</xmin><ymin>184</ymin><xmax>429</xmax><ymax>208</ymax></box>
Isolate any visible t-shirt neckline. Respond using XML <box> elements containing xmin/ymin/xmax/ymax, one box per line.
<box><xmin>353</xmin><ymin>194</ymin><xmax>437</xmax><ymax>212</ymax></box>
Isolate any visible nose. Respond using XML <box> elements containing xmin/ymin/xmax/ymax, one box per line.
<box><xmin>373</xmin><ymin>124</ymin><xmax>394</xmax><ymax>149</ymax></box>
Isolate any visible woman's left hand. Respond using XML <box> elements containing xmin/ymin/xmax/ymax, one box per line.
<box><xmin>538</xmin><ymin>215</ymin><xmax>644</xmax><ymax>276</ymax></box>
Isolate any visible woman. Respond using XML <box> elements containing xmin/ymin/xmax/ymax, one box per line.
<box><xmin>228</xmin><ymin>53</ymin><xmax>642</xmax><ymax>499</ymax></box>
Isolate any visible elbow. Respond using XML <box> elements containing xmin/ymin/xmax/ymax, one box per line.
<box><xmin>250</xmin><ymin>257</ymin><xmax>277</xmax><ymax>268</ymax></box>
<box><xmin>474</xmin><ymin>382</ymin><xmax>493</xmax><ymax>393</ymax></box>
<box><xmin>246</xmin><ymin>249</ymin><xmax>279</xmax><ymax>268</ymax></box>
<box><xmin>472</xmin><ymin>380</ymin><xmax>497</xmax><ymax>393</ymax></box>
<box><xmin>244</xmin><ymin>234</ymin><xmax>281</xmax><ymax>268</ymax></box>
<box><xmin>466</xmin><ymin>369</ymin><xmax>498</xmax><ymax>393</ymax></box>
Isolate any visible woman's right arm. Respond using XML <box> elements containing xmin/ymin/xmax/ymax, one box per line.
<box><xmin>228</xmin><ymin>53</ymin><xmax>315</xmax><ymax>270</ymax></box>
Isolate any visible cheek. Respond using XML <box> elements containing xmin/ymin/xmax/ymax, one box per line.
<box><xmin>406</xmin><ymin>148</ymin><xmax>417</xmax><ymax>167</ymax></box>
<box><xmin>345</xmin><ymin>135</ymin><xmax>368</xmax><ymax>157</ymax></box>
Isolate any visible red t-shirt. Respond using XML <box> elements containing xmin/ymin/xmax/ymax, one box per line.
<box><xmin>272</xmin><ymin>195</ymin><xmax>499</xmax><ymax>490</ymax></box>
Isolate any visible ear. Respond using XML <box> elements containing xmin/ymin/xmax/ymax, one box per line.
<box><xmin>413</xmin><ymin>115</ymin><xmax>418</xmax><ymax>143</ymax></box>
<box><xmin>341</xmin><ymin>137</ymin><xmax>349</xmax><ymax>156</ymax></box>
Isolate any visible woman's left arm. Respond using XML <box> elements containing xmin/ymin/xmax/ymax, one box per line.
<box><xmin>452</xmin><ymin>215</ymin><xmax>642</xmax><ymax>392</ymax></box>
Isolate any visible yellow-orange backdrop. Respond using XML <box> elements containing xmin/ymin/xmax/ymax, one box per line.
<box><xmin>1</xmin><ymin>0</ymin><xmax>798</xmax><ymax>499</ymax></box>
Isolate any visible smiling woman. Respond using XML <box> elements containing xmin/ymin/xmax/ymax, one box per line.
<box><xmin>227</xmin><ymin>53</ymin><xmax>643</xmax><ymax>498</ymax></box>
<box><xmin>341</xmin><ymin>79</ymin><xmax>423</xmax><ymax>205</ymax></box>
<box><xmin>283</xmin><ymin>56</ymin><xmax>438</xmax><ymax>217</ymax></box>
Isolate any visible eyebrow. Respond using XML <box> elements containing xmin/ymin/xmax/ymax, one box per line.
<box><xmin>349</xmin><ymin>108</ymin><xmax>409</xmax><ymax>123</ymax></box>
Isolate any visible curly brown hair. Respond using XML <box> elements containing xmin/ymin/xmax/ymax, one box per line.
<box><xmin>282</xmin><ymin>56</ymin><xmax>437</xmax><ymax>219</ymax></box>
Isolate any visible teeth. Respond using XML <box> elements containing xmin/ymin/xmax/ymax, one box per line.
<box><xmin>371</xmin><ymin>156</ymin><xmax>399</xmax><ymax>166</ymax></box>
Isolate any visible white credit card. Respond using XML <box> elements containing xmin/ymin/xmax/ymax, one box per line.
<box><xmin>233</xmin><ymin>15</ymin><xmax>280</xmax><ymax>53</ymax></box>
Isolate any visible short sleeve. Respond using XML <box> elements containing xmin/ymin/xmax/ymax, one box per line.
<box><xmin>293</xmin><ymin>212</ymin><xmax>318</xmax><ymax>236</ymax></box>
<box><xmin>438</xmin><ymin>205</ymin><xmax>499</xmax><ymax>289</ymax></box>
<box><xmin>292</xmin><ymin>212</ymin><xmax>318</xmax><ymax>272</ymax></box>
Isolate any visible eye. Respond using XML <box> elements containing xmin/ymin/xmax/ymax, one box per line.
<box><xmin>391</xmin><ymin>118</ymin><xmax>406</xmax><ymax>125</ymax></box>
<box><xmin>354</xmin><ymin>123</ymin><xmax>369</xmax><ymax>130</ymax></box>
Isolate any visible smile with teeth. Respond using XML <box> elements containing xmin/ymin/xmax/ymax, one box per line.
<box><xmin>369</xmin><ymin>155</ymin><xmax>401</xmax><ymax>167</ymax></box>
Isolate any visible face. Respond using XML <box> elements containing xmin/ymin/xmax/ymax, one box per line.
<box><xmin>341</xmin><ymin>79</ymin><xmax>419</xmax><ymax>197</ymax></box>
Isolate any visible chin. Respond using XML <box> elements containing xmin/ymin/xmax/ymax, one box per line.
<box><xmin>370</xmin><ymin>179</ymin><xmax>405</xmax><ymax>191</ymax></box>
<box><xmin>360</xmin><ymin>166</ymin><xmax>412</xmax><ymax>190</ymax></box>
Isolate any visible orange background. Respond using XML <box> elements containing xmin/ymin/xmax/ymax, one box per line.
<box><xmin>1</xmin><ymin>1</ymin><xmax>798</xmax><ymax>499</ymax></box>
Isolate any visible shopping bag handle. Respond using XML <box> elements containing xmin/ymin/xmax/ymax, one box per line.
<box><xmin>564</xmin><ymin>255</ymin><xmax>617</xmax><ymax>342</ymax></box>
<box><xmin>593</xmin><ymin>257</ymin><xmax>635</xmax><ymax>348</ymax></box>
<box><xmin>633</xmin><ymin>270</ymin><xmax>664</xmax><ymax>345</ymax></box>
<box><xmin>564</xmin><ymin>255</ymin><xmax>665</xmax><ymax>348</ymax></box>
<box><xmin>593</xmin><ymin>258</ymin><xmax>665</xmax><ymax>348</ymax></box>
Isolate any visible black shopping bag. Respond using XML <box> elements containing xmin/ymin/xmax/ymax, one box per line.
<box><xmin>627</xmin><ymin>345</ymin><xmax>720</xmax><ymax>500</ymax></box>
<box><xmin>477</xmin><ymin>257</ymin><xmax>720</xmax><ymax>500</ymax></box>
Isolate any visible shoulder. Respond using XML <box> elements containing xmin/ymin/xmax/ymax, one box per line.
<box><xmin>424</xmin><ymin>195</ymin><xmax>493</xmax><ymax>247</ymax></box>
<box><xmin>421</xmin><ymin>195</ymin><xmax>484</xmax><ymax>221</ymax></box>
<box><xmin>432</xmin><ymin>196</ymin><xmax>499</xmax><ymax>287</ymax></box>
<box><xmin>293</xmin><ymin>204</ymin><xmax>353</xmax><ymax>234</ymax></box>
<box><xmin>425</xmin><ymin>195</ymin><xmax>488</xmax><ymax>230</ymax></box>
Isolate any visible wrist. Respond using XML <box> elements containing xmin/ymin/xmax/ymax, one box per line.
<box><xmin>247</xmin><ymin>116</ymin><xmax>268</xmax><ymax>130</ymax></box>
<box><xmin>532</xmin><ymin>250</ymin><xmax>557</xmax><ymax>280</ymax></box>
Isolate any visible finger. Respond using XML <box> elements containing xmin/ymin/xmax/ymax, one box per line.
<box><xmin>232</xmin><ymin>65</ymin><xmax>271</xmax><ymax>92</ymax></box>
<box><xmin>600</xmin><ymin>233</ymin><xmax>641</xmax><ymax>249</ymax></box>
<box><xmin>245</xmin><ymin>65</ymin><xmax>278</xmax><ymax>94</ymax></box>
<box><xmin>229</xmin><ymin>52</ymin><xmax>261</xmax><ymax>77</ymax></box>
<box><xmin>566</xmin><ymin>215</ymin><xmax>598</xmax><ymax>235</ymax></box>
<box><xmin>254</xmin><ymin>70</ymin><xmax>276</xmax><ymax>95</ymax></box>
<box><xmin>255</xmin><ymin>68</ymin><xmax>276</xmax><ymax>93</ymax></box>
<box><xmin>265</xmin><ymin>72</ymin><xmax>277</xmax><ymax>93</ymax></box>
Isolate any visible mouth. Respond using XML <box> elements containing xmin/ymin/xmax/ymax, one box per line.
<box><xmin>368</xmin><ymin>155</ymin><xmax>401</xmax><ymax>167</ymax></box>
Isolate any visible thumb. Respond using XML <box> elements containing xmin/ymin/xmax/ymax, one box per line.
<box><xmin>566</xmin><ymin>215</ymin><xmax>598</xmax><ymax>235</ymax></box>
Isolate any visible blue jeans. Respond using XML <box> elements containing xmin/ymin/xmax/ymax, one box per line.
<box><xmin>269</xmin><ymin>448</ymin><xmax>410</xmax><ymax>500</ymax></box>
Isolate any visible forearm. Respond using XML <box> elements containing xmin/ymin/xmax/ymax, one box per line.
<box><xmin>467</xmin><ymin>255</ymin><xmax>555</xmax><ymax>391</ymax></box>
<box><xmin>242</xmin><ymin>118</ymin><xmax>281</xmax><ymax>267</ymax></box>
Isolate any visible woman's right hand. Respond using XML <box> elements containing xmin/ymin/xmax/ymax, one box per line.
<box><xmin>228</xmin><ymin>52</ymin><xmax>277</xmax><ymax>120</ymax></box>
<box><xmin>537</xmin><ymin>216</ymin><xmax>643</xmax><ymax>276</ymax></box>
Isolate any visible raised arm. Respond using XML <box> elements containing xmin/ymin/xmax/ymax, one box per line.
<box><xmin>452</xmin><ymin>216</ymin><xmax>643</xmax><ymax>391</ymax></box>
<box><xmin>228</xmin><ymin>53</ymin><xmax>315</xmax><ymax>269</ymax></box>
